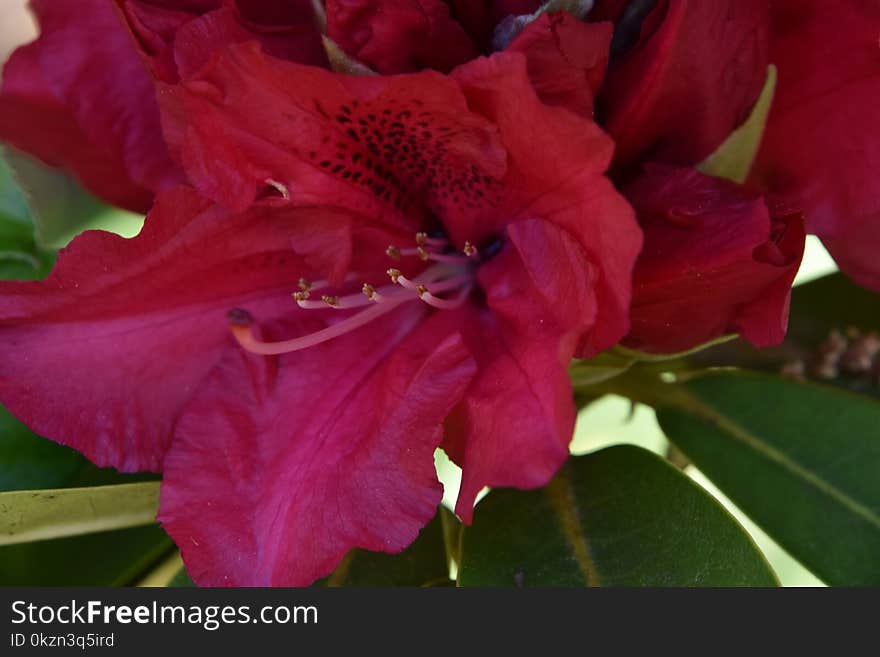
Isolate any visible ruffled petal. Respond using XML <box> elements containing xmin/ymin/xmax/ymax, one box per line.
<box><xmin>0</xmin><ymin>187</ymin><xmax>311</xmax><ymax>471</ymax></box>
<box><xmin>624</xmin><ymin>165</ymin><xmax>805</xmax><ymax>353</ymax></box>
<box><xmin>507</xmin><ymin>11</ymin><xmax>613</xmax><ymax>117</ymax></box>
<box><xmin>21</xmin><ymin>0</ymin><xmax>181</xmax><ymax>207</ymax></box>
<box><xmin>159</xmin><ymin>307</ymin><xmax>475</xmax><ymax>585</ymax></box>
<box><xmin>325</xmin><ymin>0</ymin><xmax>479</xmax><ymax>73</ymax></box>
<box><xmin>160</xmin><ymin>42</ymin><xmax>507</xmax><ymax>220</ymax></box>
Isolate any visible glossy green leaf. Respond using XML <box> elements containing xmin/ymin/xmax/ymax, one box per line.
<box><xmin>319</xmin><ymin>511</ymin><xmax>451</xmax><ymax>586</ymax></box>
<box><xmin>458</xmin><ymin>445</ymin><xmax>777</xmax><ymax>586</ymax></box>
<box><xmin>0</xmin><ymin>482</ymin><xmax>160</xmax><ymax>545</ymax></box>
<box><xmin>657</xmin><ymin>371</ymin><xmax>880</xmax><ymax>585</ymax></box>
<box><xmin>0</xmin><ymin>525</ymin><xmax>173</xmax><ymax>586</ymax></box>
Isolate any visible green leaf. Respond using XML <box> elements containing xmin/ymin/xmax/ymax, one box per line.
<box><xmin>0</xmin><ymin>482</ymin><xmax>160</xmax><ymax>545</ymax></box>
<box><xmin>458</xmin><ymin>445</ymin><xmax>777</xmax><ymax>586</ymax></box>
<box><xmin>656</xmin><ymin>371</ymin><xmax>880</xmax><ymax>585</ymax></box>
<box><xmin>0</xmin><ymin>404</ymin><xmax>160</xmax><ymax>492</ymax></box>
<box><xmin>0</xmin><ymin>155</ymin><xmax>54</xmax><ymax>280</ymax></box>
<box><xmin>319</xmin><ymin>511</ymin><xmax>451</xmax><ymax>586</ymax></box>
<box><xmin>0</xmin><ymin>525</ymin><xmax>173</xmax><ymax>586</ymax></box>
<box><xmin>699</xmin><ymin>65</ymin><xmax>777</xmax><ymax>184</ymax></box>
<box><xmin>168</xmin><ymin>566</ymin><xmax>196</xmax><ymax>588</ymax></box>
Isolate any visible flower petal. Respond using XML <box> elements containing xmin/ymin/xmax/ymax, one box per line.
<box><xmin>624</xmin><ymin>165</ymin><xmax>805</xmax><ymax>353</ymax></box>
<box><xmin>325</xmin><ymin>0</ymin><xmax>479</xmax><ymax>73</ymax></box>
<box><xmin>750</xmin><ymin>0</ymin><xmax>880</xmax><ymax>291</ymax></box>
<box><xmin>5</xmin><ymin>0</ymin><xmax>183</xmax><ymax>210</ymax></box>
<box><xmin>0</xmin><ymin>187</ymin><xmax>310</xmax><ymax>471</ymax></box>
<box><xmin>159</xmin><ymin>309</ymin><xmax>475</xmax><ymax>586</ymax></box>
<box><xmin>161</xmin><ymin>42</ymin><xmax>506</xmax><ymax>219</ymax></box>
<box><xmin>599</xmin><ymin>0</ymin><xmax>770</xmax><ymax>171</ymax></box>
<box><xmin>0</xmin><ymin>23</ymin><xmax>154</xmax><ymax>211</ymax></box>
<box><xmin>507</xmin><ymin>11</ymin><xmax>613</xmax><ymax>117</ymax></box>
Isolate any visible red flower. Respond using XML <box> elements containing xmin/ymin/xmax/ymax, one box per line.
<box><xmin>750</xmin><ymin>0</ymin><xmax>880</xmax><ymax>292</ymax></box>
<box><xmin>623</xmin><ymin>165</ymin><xmax>804</xmax><ymax>354</ymax></box>
<box><xmin>0</xmin><ymin>0</ymin><xmax>325</xmax><ymax>212</ymax></box>
<box><xmin>0</xmin><ymin>48</ymin><xmax>640</xmax><ymax>585</ymax></box>
<box><xmin>511</xmin><ymin>0</ymin><xmax>805</xmax><ymax>353</ymax></box>
<box><xmin>324</xmin><ymin>0</ymin><xmax>544</xmax><ymax>73</ymax></box>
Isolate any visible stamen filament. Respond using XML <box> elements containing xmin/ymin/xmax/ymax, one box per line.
<box><xmin>229</xmin><ymin>300</ymin><xmax>407</xmax><ymax>356</ymax></box>
<box><xmin>420</xmin><ymin>285</ymin><xmax>473</xmax><ymax>310</ymax></box>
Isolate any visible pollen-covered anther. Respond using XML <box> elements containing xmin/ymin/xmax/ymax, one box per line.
<box><xmin>463</xmin><ymin>241</ymin><xmax>478</xmax><ymax>257</ymax></box>
<box><xmin>417</xmin><ymin>246</ymin><xmax>430</xmax><ymax>261</ymax></box>
<box><xmin>321</xmin><ymin>295</ymin><xmax>340</xmax><ymax>308</ymax></box>
<box><xmin>293</xmin><ymin>290</ymin><xmax>311</xmax><ymax>302</ymax></box>
<box><xmin>298</xmin><ymin>278</ymin><xmax>312</xmax><ymax>292</ymax></box>
<box><xmin>387</xmin><ymin>268</ymin><xmax>402</xmax><ymax>284</ymax></box>
<box><xmin>416</xmin><ymin>284</ymin><xmax>429</xmax><ymax>298</ymax></box>
<box><xmin>385</xmin><ymin>245</ymin><xmax>401</xmax><ymax>260</ymax></box>
<box><xmin>415</xmin><ymin>232</ymin><xmax>428</xmax><ymax>247</ymax></box>
<box><xmin>362</xmin><ymin>283</ymin><xmax>378</xmax><ymax>301</ymax></box>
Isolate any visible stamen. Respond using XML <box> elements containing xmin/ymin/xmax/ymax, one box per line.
<box><xmin>229</xmin><ymin>300</ymin><xmax>408</xmax><ymax>356</ymax></box>
<box><xmin>386</xmin><ymin>245</ymin><xmax>401</xmax><ymax>260</ymax></box>
<box><xmin>417</xmin><ymin>246</ymin><xmax>430</xmax><ymax>261</ymax></box>
<box><xmin>463</xmin><ymin>241</ymin><xmax>478</xmax><ymax>257</ymax></box>
<box><xmin>387</xmin><ymin>268</ymin><xmax>402</xmax><ymax>284</ymax></box>
<box><xmin>419</xmin><ymin>285</ymin><xmax>473</xmax><ymax>310</ymax></box>
<box><xmin>322</xmin><ymin>295</ymin><xmax>340</xmax><ymax>308</ymax></box>
<box><xmin>293</xmin><ymin>290</ymin><xmax>310</xmax><ymax>301</ymax></box>
<box><xmin>298</xmin><ymin>278</ymin><xmax>311</xmax><ymax>292</ymax></box>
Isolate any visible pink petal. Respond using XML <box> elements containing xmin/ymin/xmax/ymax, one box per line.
<box><xmin>159</xmin><ymin>309</ymin><xmax>475</xmax><ymax>586</ymax></box>
<box><xmin>0</xmin><ymin>187</ymin><xmax>310</xmax><ymax>471</ymax></box>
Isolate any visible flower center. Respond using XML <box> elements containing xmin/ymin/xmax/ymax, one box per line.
<box><xmin>227</xmin><ymin>233</ymin><xmax>479</xmax><ymax>356</ymax></box>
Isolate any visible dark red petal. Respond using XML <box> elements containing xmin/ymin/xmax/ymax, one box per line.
<box><xmin>507</xmin><ymin>11</ymin><xmax>613</xmax><ymax>117</ymax></box>
<box><xmin>750</xmin><ymin>0</ymin><xmax>880</xmax><ymax>291</ymax></box>
<box><xmin>161</xmin><ymin>42</ymin><xmax>506</xmax><ymax>220</ymax></box>
<box><xmin>450</xmin><ymin>52</ymin><xmax>641</xmax><ymax>354</ymax></box>
<box><xmin>123</xmin><ymin>1</ymin><xmax>327</xmax><ymax>83</ymax></box>
<box><xmin>624</xmin><ymin>165</ymin><xmax>805</xmax><ymax>354</ymax></box>
<box><xmin>0</xmin><ymin>187</ymin><xmax>309</xmax><ymax>472</ymax></box>
<box><xmin>14</xmin><ymin>0</ymin><xmax>182</xmax><ymax>208</ymax></box>
<box><xmin>599</xmin><ymin>0</ymin><xmax>770</xmax><ymax>171</ymax></box>
<box><xmin>443</xmin><ymin>199</ymin><xmax>638</xmax><ymax>520</ymax></box>
<box><xmin>159</xmin><ymin>308</ymin><xmax>475</xmax><ymax>586</ymax></box>
<box><xmin>0</xmin><ymin>40</ymin><xmax>154</xmax><ymax>212</ymax></box>
<box><xmin>449</xmin><ymin>52</ymin><xmax>618</xmax><ymax>241</ymax></box>
<box><xmin>442</xmin><ymin>304</ymin><xmax>576</xmax><ymax>522</ymax></box>
<box><xmin>326</xmin><ymin>0</ymin><xmax>479</xmax><ymax>73</ymax></box>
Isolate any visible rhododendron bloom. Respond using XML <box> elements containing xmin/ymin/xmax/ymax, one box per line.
<box><xmin>0</xmin><ymin>47</ymin><xmax>640</xmax><ymax>585</ymax></box>
<box><xmin>0</xmin><ymin>0</ymin><xmax>325</xmax><ymax>212</ymax></box>
<box><xmin>514</xmin><ymin>0</ymin><xmax>805</xmax><ymax>353</ymax></box>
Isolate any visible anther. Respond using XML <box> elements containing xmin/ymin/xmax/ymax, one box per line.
<box><xmin>362</xmin><ymin>283</ymin><xmax>377</xmax><ymax>300</ymax></box>
<box><xmin>415</xmin><ymin>232</ymin><xmax>428</xmax><ymax>246</ymax></box>
<box><xmin>293</xmin><ymin>290</ymin><xmax>311</xmax><ymax>302</ymax></box>
<box><xmin>387</xmin><ymin>268</ymin><xmax>402</xmax><ymax>283</ymax></box>
<box><xmin>227</xmin><ymin>308</ymin><xmax>253</xmax><ymax>327</ymax></box>
<box><xmin>322</xmin><ymin>295</ymin><xmax>340</xmax><ymax>308</ymax></box>
<box><xmin>417</xmin><ymin>246</ymin><xmax>430</xmax><ymax>261</ymax></box>
<box><xmin>416</xmin><ymin>284</ymin><xmax>428</xmax><ymax>297</ymax></box>
<box><xmin>298</xmin><ymin>278</ymin><xmax>311</xmax><ymax>292</ymax></box>
<box><xmin>463</xmin><ymin>241</ymin><xmax>478</xmax><ymax>257</ymax></box>
<box><xmin>386</xmin><ymin>245</ymin><xmax>401</xmax><ymax>260</ymax></box>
